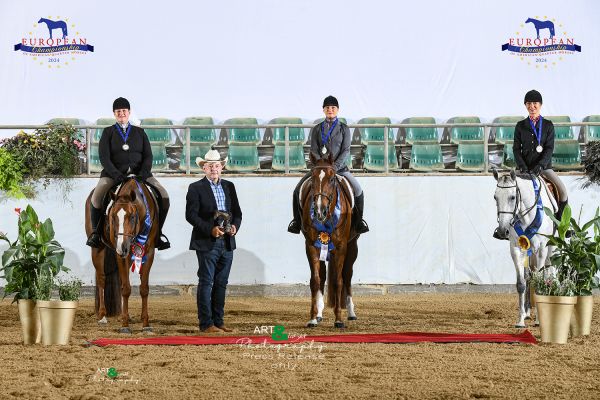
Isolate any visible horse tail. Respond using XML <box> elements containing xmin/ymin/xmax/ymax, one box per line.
<box><xmin>95</xmin><ymin>251</ymin><xmax>122</xmax><ymax>316</ymax></box>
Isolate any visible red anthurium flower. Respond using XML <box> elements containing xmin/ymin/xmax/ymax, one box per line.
<box><xmin>14</xmin><ymin>207</ymin><xmax>21</xmax><ymax>215</ymax></box>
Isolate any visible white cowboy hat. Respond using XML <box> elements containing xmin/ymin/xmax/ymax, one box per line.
<box><xmin>196</xmin><ymin>149</ymin><xmax>227</xmax><ymax>167</ymax></box>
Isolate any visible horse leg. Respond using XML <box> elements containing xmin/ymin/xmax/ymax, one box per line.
<box><xmin>140</xmin><ymin>251</ymin><xmax>155</xmax><ymax>332</ymax></box>
<box><xmin>510</xmin><ymin>246</ymin><xmax>527</xmax><ymax>328</ymax></box>
<box><xmin>329</xmin><ymin>250</ymin><xmax>346</xmax><ymax>328</ymax></box>
<box><xmin>117</xmin><ymin>258</ymin><xmax>132</xmax><ymax>334</ymax></box>
<box><xmin>306</xmin><ymin>243</ymin><xmax>321</xmax><ymax>328</ymax></box>
<box><xmin>316</xmin><ymin>261</ymin><xmax>326</xmax><ymax>322</ymax></box>
<box><xmin>344</xmin><ymin>239</ymin><xmax>358</xmax><ymax>321</ymax></box>
<box><xmin>94</xmin><ymin>249</ymin><xmax>108</xmax><ymax>324</ymax></box>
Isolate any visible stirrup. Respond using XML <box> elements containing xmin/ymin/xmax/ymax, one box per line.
<box><xmin>356</xmin><ymin>219</ymin><xmax>369</xmax><ymax>234</ymax></box>
<box><xmin>287</xmin><ymin>220</ymin><xmax>301</xmax><ymax>234</ymax></box>
<box><xmin>86</xmin><ymin>232</ymin><xmax>101</xmax><ymax>248</ymax></box>
<box><xmin>156</xmin><ymin>233</ymin><xmax>171</xmax><ymax>250</ymax></box>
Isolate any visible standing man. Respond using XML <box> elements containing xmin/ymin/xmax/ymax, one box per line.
<box><xmin>185</xmin><ymin>149</ymin><xmax>242</xmax><ymax>333</ymax></box>
<box><xmin>287</xmin><ymin>95</ymin><xmax>369</xmax><ymax>234</ymax></box>
<box><xmin>86</xmin><ymin>97</ymin><xmax>170</xmax><ymax>250</ymax></box>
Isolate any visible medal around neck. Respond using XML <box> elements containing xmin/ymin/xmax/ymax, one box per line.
<box><xmin>322</xmin><ymin>146</ymin><xmax>327</xmax><ymax>155</ymax></box>
<box><xmin>122</xmin><ymin>144</ymin><xmax>130</xmax><ymax>151</ymax></box>
<box><xmin>536</xmin><ymin>145</ymin><xmax>543</xmax><ymax>153</ymax></box>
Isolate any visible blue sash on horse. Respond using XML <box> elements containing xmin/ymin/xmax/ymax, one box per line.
<box><xmin>310</xmin><ymin>187</ymin><xmax>341</xmax><ymax>260</ymax></box>
<box><xmin>512</xmin><ymin>178</ymin><xmax>543</xmax><ymax>256</ymax></box>
<box><xmin>131</xmin><ymin>180</ymin><xmax>152</xmax><ymax>273</ymax></box>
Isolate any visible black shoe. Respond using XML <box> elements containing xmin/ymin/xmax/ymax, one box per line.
<box><xmin>156</xmin><ymin>234</ymin><xmax>171</xmax><ymax>250</ymax></box>
<box><xmin>287</xmin><ymin>220</ymin><xmax>301</xmax><ymax>234</ymax></box>
<box><xmin>356</xmin><ymin>219</ymin><xmax>369</xmax><ymax>234</ymax></box>
<box><xmin>86</xmin><ymin>232</ymin><xmax>101</xmax><ymax>248</ymax></box>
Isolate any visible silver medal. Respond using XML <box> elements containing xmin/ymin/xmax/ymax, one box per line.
<box><xmin>536</xmin><ymin>145</ymin><xmax>543</xmax><ymax>153</ymax></box>
<box><xmin>122</xmin><ymin>144</ymin><xmax>129</xmax><ymax>151</ymax></box>
<box><xmin>321</xmin><ymin>146</ymin><xmax>327</xmax><ymax>155</ymax></box>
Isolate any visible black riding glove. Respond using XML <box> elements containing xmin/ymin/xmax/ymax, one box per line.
<box><xmin>531</xmin><ymin>165</ymin><xmax>543</xmax><ymax>176</ymax></box>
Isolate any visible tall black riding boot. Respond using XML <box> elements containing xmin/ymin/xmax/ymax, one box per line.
<box><xmin>86</xmin><ymin>205</ymin><xmax>103</xmax><ymax>248</ymax></box>
<box><xmin>287</xmin><ymin>188</ymin><xmax>302</xmax><ymax>234</ymax></box>
<box><xmin>353</xmin><ymin>193</ymin><xmax>369</xmax><ymax>234</ymax></box>
<box><xmin>156</xmin><ymin>198</ymin><xmax>171</xmax><ymax>250</ymax></box>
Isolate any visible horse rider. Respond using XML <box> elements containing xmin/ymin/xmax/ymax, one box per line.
<box><xmin>86</xmin><ymin>97</ymin><xmax>171</xmax><ymax>250</ymax></box>
<box><xmin>493</xmin><ymin>89</ymin><xmax>569</xmax><ymax>240</ymax></box>
<box><xmin>287</xmin><ymin>95</ymin><xmax>369</xmax><ymax>234</ymax></box>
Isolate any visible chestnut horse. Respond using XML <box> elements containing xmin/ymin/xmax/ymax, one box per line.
<box><xmin>301</xmin><ymin>153</ymin><xmax>359</xmax><ymax>328</ymax></box>
<box><xmin>85</xmin><ymin>177</ymin><xmax>158</xmax><ymax>333</ymax></box>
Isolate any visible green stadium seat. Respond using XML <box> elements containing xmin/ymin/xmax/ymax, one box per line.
<box><xmin>409</xmin><ymin>144</ymin><xmax>444</xmax><ymax>171</ymax></box>
<box><xmin>182</xmin><ymin>117</ymin><xmax>216</xmax><ymax>143</ymax></box>
<box><xmin>180</xmin><ymin>143</ymin><xmax>213</xmax><ymax>172</ymax></box>
<box><xmin>493</xmin><ymin>116</ymin><xmax>523</xmax><ymax>144</ymax></box>
<box><xmin>363</xmin><ymin>144</ymin><xmax>398</xmax><ymax>172</ymax></box>
<box><xmin>358</xmin><ymin>117</ymin><xmax>393</xmax><ymax>144</ymax></box>
<box><xmin>583</xmin><ymin>115</ymin><xmax>600</xmax><ymax>141</ymax></box>
<box><xmin>150</xmin><ymin>143</ymin><xmax>168</xmax><ymax>170</ymax></box>
<box><xmin>545</xmin><ymin>115</ymin><xmax>573</xmax><ymax>141</ymax></box>
<box><xmin>94</xmin><ymin>118</ymin><xmax>116</xmax><ymax>142</ymax></box>
<box><xmin>270</xmin><ymin>117</ymin><xmax>305</xmax><ymax>143</ymax></box>
<box><xmin>456</xmin><ymin>142</ymin><xmax>485</xmax><ymax>171</ymax></box>
<box><xmin>552</xmin><ymin>140</ymin><xmax>581</xmax><ymax>170</ymax></box>
<box><xmin>89</xmin><ymin>143</ymin><xmax>101</xmax><ymax>173</ymax></box>
<box><xmin>502</xmin><ymin>143</ymin><xmax>516</xmax><ymax>169</ymax></box>
<box><xmin>450</xmin><ymin>116</ymin><xmax>484</xmax><ymax>143</ymax></box>
<box><xmin>140</xmin><ymin>118</ymin><xmax>173</xmax><ymax>143</ymax></box>
<box><xmin>272</xmin><ymin>143</ymin><xmax>306</xmax><ymax>171</ymax></box>
<box><xmin>225</xmin><ymin>118</ymin><xmax>260</xmax><ymax>143</ymax></box>
<box><xmin>405</xmin><ymin>117</ymin><xmax>438</xmax><ymax>144</ymax></box>
<box><xmin>226</xmin><ymin>144</ymin><xmax>259</xmax><ymax>172</ymax></box>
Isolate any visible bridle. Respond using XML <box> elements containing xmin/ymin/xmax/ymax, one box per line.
<box><xmin>496</xmin><ymin>174</ymin><xmax>542</xmax><ymax>226</ymax></box>
<box><xmin>311</xmin><ymin>165</ymin><xmax>338</xmax><ymax>223</ymax></box>
<box><xmin>101</xmin><ymin>200</ymin><xmax>140</xmax><ymax>252</ymax></box>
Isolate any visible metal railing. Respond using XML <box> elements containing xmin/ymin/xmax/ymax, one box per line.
<box><xmin>1</xmin><ymin>122</ymin><xmax>598</xmax><ymax>175</ymax></box>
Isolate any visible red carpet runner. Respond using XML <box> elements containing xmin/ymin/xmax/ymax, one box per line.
<box><xmin>89</xmin><ymin>330</ymin><xmax>536</xmax><ymax>347</ymax></box>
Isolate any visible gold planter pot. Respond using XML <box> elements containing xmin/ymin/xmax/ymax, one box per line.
<box><xmin>17</xmin><ymin>299</ymin><xmax>41</xmax><ymax>345</ymax></box>
<box><xmin>570</xmin><ymin>295</ymin><xmax>594</xmax><ymax>337</ymax></box>
<box><xmin>37</xmin><ymin>300</ymin><xmax>78</xmax><ymax>345</ymax></box>
<box><xmin>535</xmin><ymin>294</ymin><xmax>577</xmax><ymax>344</ymax></box>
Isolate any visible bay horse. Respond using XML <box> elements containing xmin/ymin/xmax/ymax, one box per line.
<box><xmin>493</xmin><ymin>169</ymin><xmax>556</xmax><ymax>328</ymax></box>
<box><xmin>300</xmin><ymin>153</ymin><xmax>359</xmax><ymax>328</ymax></box>
<box><xmin>85</xmin><ymin>177</ymin><xmax>158</xmax><ymax>333</ymax></box>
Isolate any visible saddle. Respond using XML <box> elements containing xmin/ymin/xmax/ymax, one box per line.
<box><xmin>540</xmin><ymin>176</ymin><xmax>561</xmax><ymax>204</ymax></box>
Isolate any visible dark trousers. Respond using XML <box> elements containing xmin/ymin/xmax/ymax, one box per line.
<box><xmin>195</xmin><ymin>240</ymin><xmax>233</xmax><ymax>330</ymax></box>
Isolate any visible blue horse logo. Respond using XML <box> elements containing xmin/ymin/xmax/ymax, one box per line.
<box><xmin>525</xmin><ymin>18</ymin><xmax>555</xmax><ymax>39</ymax></box>
<box><xmin>38</xmin><ymin>18</ymin><xmax>68</xmax><ymax>39</ymax></box>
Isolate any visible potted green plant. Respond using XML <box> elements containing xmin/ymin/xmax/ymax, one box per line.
<box><xmin>543</xmin><ymin>205</ymin><xmax>600</xmax><ymax>336</ymax></box>
<box><xmin>0</xmin><ymin>205</ymin><xmax>68</xmax><ymax>344</ymax></box>
<box><xmin>37</xmin><ymin>274</ymin><xmax>81</xmax><ymax>345</ymax></box>
<box><xmin>530</xmin><ymin>267</ymin><xmax>577</xmax><ymax>344</ymax></box>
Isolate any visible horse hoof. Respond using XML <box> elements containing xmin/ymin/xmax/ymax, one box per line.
<box><xmin>334</xmin><ymin>321</ymin><xmax>345</xmax><ymax>329</ymax></box>
<box><xmin>316</xmin><ymin>317</ymin><xmax>323</xmax><ymax>323</ymax></box>
<box><xmin>514</xmin><ymin>324</ymin><xmax>526</xmax><ymax>329</ymax></box>
<box><xmin>307</xmin><ymin>323</ymin><xmax>318</xmax><ymax>328</ymax></box>
<box><xmin>348</xmin><ymin>316</ymin><xmax>358</xmax><ymax>321</ymax></box>
<box><xmin>142</xmin><ymin>327</ymin><xmax>153</xmax><ymax>333</ymax></box>
<box><xmin>525</xmin><ymin>316</ymin><xmax>531</xmax><ymax>320</ymax></box>
<box><xmin>119</xmin><ymin>327</ymin><xmax>132</xmax><ymax>334</ymax></box>
<box><xmin>534</xmin><ymin>322</ymin><xmax>540</xmax><ymax>327</ymax></box>
<box><xmin>97</xmin><ymin>316</ymin><xmax>108</xmax><ymax>325</ymax></box>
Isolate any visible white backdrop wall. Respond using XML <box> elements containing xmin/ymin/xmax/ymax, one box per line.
<box><xmin>0</xmin><ymin>0</ymin><xmax>598</xmax><ymax>127</ymax></box>
<box><xmin>1</xmin><ymin>176</ymin><xmax>598</xmax><ymax>286</ymax></box>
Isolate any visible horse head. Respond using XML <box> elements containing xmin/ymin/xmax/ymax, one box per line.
<box><xmin>525</xmin><ymin>18</ymin><xmax>533</xmax><ymax>24</ymax></box>
<box><xmin>108</xmin><ymin>179</ymin><xmax>142</xmax><ymax>257</ymax></box>
<box><xmin>493</xmin><ymin>168</ymin><xmax>518</xmax><ymax>240</ymax></box>
<box><xmin>309</xmin><ymin>152</ymin><xmax>337</xmax><ymax>224</ymax></box>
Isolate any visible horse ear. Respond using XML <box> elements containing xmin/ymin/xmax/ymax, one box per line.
<box><xmin>492</xmin><ymin>167</ymin><xmax>499</xmax><ymax>181</ymax></box>
<box><xmin>309</xmin><ymin>152</ymin><xmax>317</xmax><ymax>166</ymax></box>
<box><xmin>510</xmin><ymin>169</ymin><xmax>516</xmax><ymax>181</ymax></box>
<box><xmin>110</xmin><ymin>191</ymin><xmax>117</xmax><ymax>201</ymax></box>
<box><xmin>327</xmin><ymin>151</ymin><xmax>334</xmax><ymax>165</ymax></box>
<box><xmin>129</xmin><ymin>190</ymin><xmax>136</xmax><ymax>202</ymax></box>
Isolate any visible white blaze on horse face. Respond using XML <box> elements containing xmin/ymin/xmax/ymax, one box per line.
<box><xmin>116</xmin><ymin>208</ymin><xmax>126</xmax><ymax>254</ymax></box>
<box><xmin>317</xmin><ymin>170</ymin><xmax>325</xmax><ymax>212</ymax></box>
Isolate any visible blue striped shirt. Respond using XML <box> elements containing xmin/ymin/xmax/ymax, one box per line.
<box><xmin>209</xmin><ymin>179</ymin><xmax>227</xmax><ymax>211</ymax></box>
